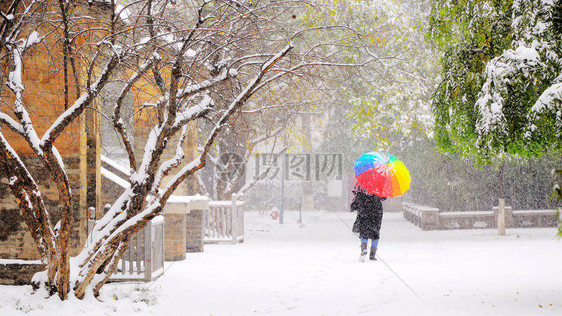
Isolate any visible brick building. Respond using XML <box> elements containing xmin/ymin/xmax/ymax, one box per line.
<box><xmin>0</xmin><ymin>1</ymin><xmax>203</xmax><ymax>278</ymax></box>
<box><xmin>0</xmin><ymin>0</ymin><xmax>111</xmax><ymax>261</ymax></box>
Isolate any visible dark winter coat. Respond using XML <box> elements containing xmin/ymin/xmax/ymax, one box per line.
<box><xmin>350</xmin><ymin>185</ymin><xmax>386</xmax><ymax>240</ymax></box>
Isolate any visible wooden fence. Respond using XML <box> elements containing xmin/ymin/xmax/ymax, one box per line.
<box><xmin>105</xmin><ymin>216</ymin><xmax>165</xmax><ymax>282</ymax></box>
<box><xmin>403</xmin><ymin>202</ymin><xmax>558</xmax><ymax>230</ymax></box>
<box><xmin>98</xmin><ymin>156</ymin><xmax>165</xmax><ymax>281</ymax></box>
<box><xmin>205</xmin><ymin>197</ymin><xmax>244</xmax><ymax>244</ymax></box>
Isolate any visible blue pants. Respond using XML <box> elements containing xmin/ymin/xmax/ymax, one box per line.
<box><xmin>360</xmin><ymin>237</ymin><xmax>379</xmax><ymax>248</ymax></box>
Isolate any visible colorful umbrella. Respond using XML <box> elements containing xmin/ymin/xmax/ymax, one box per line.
<box><xmin>354</xmin><ymin>152</ymin><xmax>410</xmax><ymax>198</ymax></box>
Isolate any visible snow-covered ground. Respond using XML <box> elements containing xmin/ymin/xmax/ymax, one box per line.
<box><xmin>1</xmin><ymin>210</ymin><xmax>561</xmax><ymax>315</ymax></box>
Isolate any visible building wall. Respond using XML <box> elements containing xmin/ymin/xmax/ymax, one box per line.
<box><xmin>0</xmin><ymin>0</ymin><xmax>108</xmax><ymax>260</ymax></box>
<box><xmin>0</xmin><ymin>156</ymin><xmax>84</xmax><ymax>259</ymax></box>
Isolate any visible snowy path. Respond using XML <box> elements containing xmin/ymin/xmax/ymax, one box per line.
<box><xmin>154</xmin><ymin>211</ymin><xmax>428</xmax><ymax>315</ymax></box>
<box><xmin>1</xmin><ymin>211</ymin><xmax>561</xmax><ymax>315</ymax></box>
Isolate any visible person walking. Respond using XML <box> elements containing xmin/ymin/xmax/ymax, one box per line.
<box><xmin>350</xmin><ymin>183</ymin><xmax>386</xmax><ymax>262</ymax></box>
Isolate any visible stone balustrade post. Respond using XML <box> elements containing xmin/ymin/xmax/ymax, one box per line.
<box><xmin>420</xmin><ymin>208</ymin><xmax>440</xmax><ymax>230</ymax></box>
<box><xmin>163</xmin><ymin>196</ymin><xmax>210</xmax><ymax>260</ymax></box>
<box><xmin>163</xmin><ymin>200</ymin><xmax>188</xmax><ymax>261</ymax></box>
<box><xmin>186</xmin><ymin>196</ymin><xmax>209</xmax><ymax>253</ymax></box>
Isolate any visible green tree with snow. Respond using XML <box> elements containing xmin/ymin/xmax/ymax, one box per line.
<box><xmin>428</xmin><ymin>0</ymin><xmax>562</xmax><ymax>161</ymax></box>
<box><xmin>428</xmin><ymin>0</ymin><xmax>562</xmax><ymax>233</ymax></box>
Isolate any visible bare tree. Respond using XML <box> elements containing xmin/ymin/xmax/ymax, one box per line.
<box><xmin>198</xmin><ymin>82</ymin><xmax>307</xmax><ymax>201</ymax></box>
<box><xmin>0</xmin><ymin>0</ymin><xmax>127</xmax><ymax>298</ymax></box>
<box><xmin>0</xmin><ymin>0</ymin><xmax>376</xmax><ymax>300</ymax></box>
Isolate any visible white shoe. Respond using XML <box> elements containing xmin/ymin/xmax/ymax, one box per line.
<box><xmin>359</xmin><ymin>250</ymin><xmax>367</xmax><ymax>262</ymax></box>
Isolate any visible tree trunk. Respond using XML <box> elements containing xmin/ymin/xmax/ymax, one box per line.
<box><xmin>185</xmin><ymin>121</ymin><xmax>199</xmax><ymax>195</ymax></box>
<box><xmin>497</xmin><ymin>162</ymin><xmax>506</xmax><ymax>236</ymax></box>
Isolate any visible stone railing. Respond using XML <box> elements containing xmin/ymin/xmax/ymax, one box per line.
<box><xmin>205</xmin><ymin>195</ymin><xmax>244</xmax><ymax>244</ymax></box>
<box><xmin>0</xmin><ymin>259</ymin><xmax>44</xmax><ymax>285</ymax></box>
<box><xmin>403</xmin><ymin>203</ymin><xmax>558</xmax><ymax>230</ymax></box>
<box><xmin>402</xmin><ymin>203</ymin><xmax>440</xmax><ymax>230</ymax></box>
<box><xmin>511</xmin><ymin>209</ymin><xmax>560</xmax><ymax>228</ymax></box>
<box><xmin>163</xmin><ymin>194</ymin><xmax>244</xmax><ymax>261</ymax></box>
<box><xmin>439</xmin><ymin>211</ymin><xmax>495</xmax><ymax>229</ymax></box>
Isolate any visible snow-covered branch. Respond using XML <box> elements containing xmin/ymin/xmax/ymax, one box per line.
<box><xmin>40</xmin><ymin>52</ymin><xmax>122</xmax><ymax>149</ymax></box>
<box><xmin>161</xmin><ymin>43</ymin><xmax>294</xmax><ymax>200</ymax></box>
<box><xmin>176</xmin><ymin>67</ymin><xmax>238</xmax><ymax>100</ymax></box>
<box><xmin>171</xmin><ymin>93</ymin><xmax>215</xmax><ymax>130</ymax></box>
<box><xmin>151</xmin><ymin>125</ymin><xmax>189</xmax><ymax>194</ymax></box>
<box><xmin>0</xmin><ymin>112</ymin><xmax>24</xmax><ymax>134</ymax></box>
<box><xmin>113</xmin><ymin>52</ymin><xmax>162</xmax><ymax>172</ymax></box>
<box><xmin>476</xmin><ymin>45</ymin><xmax>543</xmax><ymax>143</ymax></box>
<box><xmin>7</xmin><ymin>40</ymin><xmax>44</xmax><ymax>157</ymax></box>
